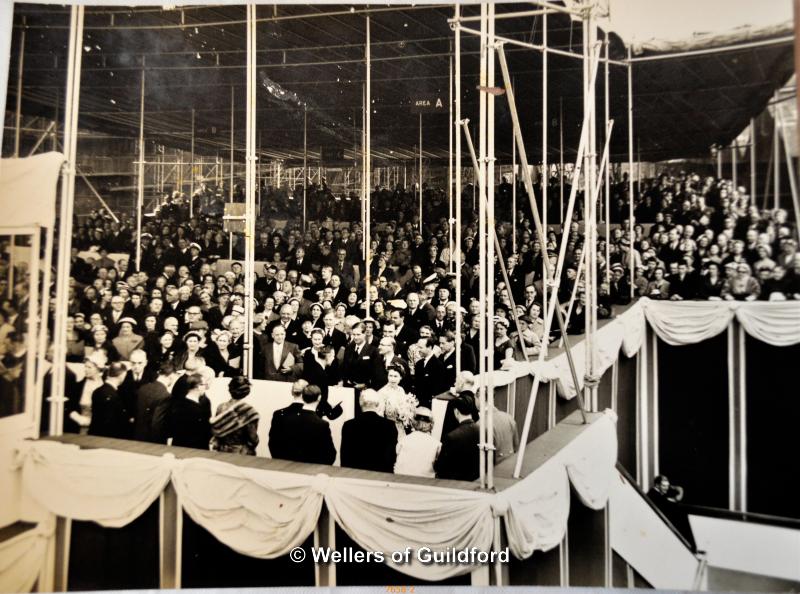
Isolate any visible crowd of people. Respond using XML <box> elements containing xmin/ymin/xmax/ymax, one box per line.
<box><xmin>18</xmin><ymin>168</ymin><xmax>798</xmax><ymax>481</ymax></box>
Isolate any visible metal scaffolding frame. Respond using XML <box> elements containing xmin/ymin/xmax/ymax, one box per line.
<box><xmin>451</xmin><ymin>0</ymin><xmax>641</xmax><ymax>481</ymax></box>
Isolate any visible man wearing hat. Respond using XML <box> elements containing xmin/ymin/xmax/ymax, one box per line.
<box><xmin>187</xmin><ymin>242</ymin><xmax>203</xmax><ymax>278</ymax></box>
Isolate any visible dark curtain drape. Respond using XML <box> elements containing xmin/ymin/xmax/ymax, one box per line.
<box><xmin>657</xmin><ymin>334</ymin><xmax>729</xmax><ymax>508</ymax></box>
<box><xmin>745</xmin><ymin>336</ymin><xmax>800</xmax><ymax>519</ymax></box>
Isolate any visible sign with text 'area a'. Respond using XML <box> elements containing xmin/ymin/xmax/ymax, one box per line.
<box><xmin>410</xmin><ymin>95</ymin><xmax>446</xmax><ymax>114</ymax></box>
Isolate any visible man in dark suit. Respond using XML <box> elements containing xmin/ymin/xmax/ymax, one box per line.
<box><xmin>268</xmin><ymin>383</ymin><xmax>336</xmax><ymax>465</ymax></box>
<box><xmin>390</xmin><ymin>308</ymin><xmax>416</xmax><ymax>359</ymax></box>
<box><xmin>133</xmin><ymin>361</ymin><xmax>177</xmax><ymax>443</ymax></box>
<box><xmin>437</xmin><ymin>331</ymin><xmax>459</xmax><ymax>391</ymax></box>
<box><xmin>434</xmin><ymin>396</ymin><xmax>480</xmax><ymax>482</ymax></box>
<box><xmin>89</xmin><ymin>362</ymin><xmax>130</xmax><ymax>439</ymax></box>
<box><xmin>339</xmin><ymin>322</ymin><xmax>377</xmax><ymax>390</ymax></box>
<box><xmin>261</xmin><ymin>324</ymin><xmax>301</xmax><ymax>382</ymax></box>
<box><xmin>371</xmin><ymin>337</ymin><xmax>409</xmax><ymax>391</ymax></box>
<box><xmin>320</xmin><ymin>312</ymin><xmax>347</xmax><ymax>354</ymax></box>
<box><xmin>266</xmin><ymin>304</ymin><xmax>302</xmax><ymax>345</ymax></box>
<box><xmin>413</xmin><ymin>336</ymin><xmax>447</xmax><ymax>408</ymax></box>
<box><xmin>340</xmin><ymin>389</ymin><xmax>397</xmax><ymax>473</ymax></box>
<box><xmin>118</xmin><ymin>349</ymin><xmax>154</xmax><ymax>424</ymax></box>
<box><xmin>268</xmin><ymin>380</ymin><xmax>306</xmax><ymax>459</ymax></box>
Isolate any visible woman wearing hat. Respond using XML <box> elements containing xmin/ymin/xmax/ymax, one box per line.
<box><xmin>66</xmin><ymin>351</ymin><xmax>107</xmax><ymax>435</ymax></box>
<box><xmin>111</xmin><ymin>317</ymin><xmax>144</xmax><ymax>361</ymax></box>
<box><xmin>85</xmin><ymin>324</ymin><xmax>121</xmax><ymax>363</ymax></box>
<box><xmin>174</xmin><ymin>331</ymin><xmax>205</xmax><ymax>371</ymax></box>
<box><xmin>210</xmin><ymin>375</ymin><xmax>260</xmax><ymax>455</ymax></box>
<box><xmin>394</xmin><ymin>406</ymin><xmax>440</xmax><ymax>478</ymax></box>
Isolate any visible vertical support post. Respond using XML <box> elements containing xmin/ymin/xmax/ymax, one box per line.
<box><xmin>774</xmin><ymin>97</ymin><xmax>781</xmax><ymax>209</ymax></box>
<box><xmin>477</xmin><ymin>1</ymin><xmax>488</xmax><ymax>490</ymax></box>
<box><xmin>419</xmin><ymin>112</ymin><xmax>423</xmax><ymax>232</ymax></box>
<box><xmin>454</xmin><ymin>3</ymin><xmax>462</xmax><ymax>376</ymax></box>
<box><xmin>638</xmin><ymin>325</ymin><xmax>659</xmax><ymax>490</ymax></box>
<box><xmin>486</xmin><ymin>0</ymin><xmax>496</xmax><ymax>490</ymax></box>
<box><xmin>136</xmin><ymin>67</ymin><xmax>145</xmax><ymax>272</ymax></box>
<box><xmin>604</xmin><ymin>31</ymin><xmax>611</xmax><ymax>285</ymax></box>
<box><xmin>365</xmin><ymin>15</ymin><xmax>372</xmax><ymax>314</ymax></box>
<box><xmin>750</xmin><ymin>118</ymin><xmax>756</xmax><ymax>202</ymax></box>
<box><xmin>159</xmin><ymin>483</ymin><xmax>182</xmax><ymax>588</ymax></box>
<box><xmin>626</xmin><ymin>47</ymin><xmax>635</xmax><ymax>299</ymax></box>
<box><xmin>14</xmin><ymin>21</ymin><xmax>25</xmax><ymax>158</ymax></box>
<box><xmin>717</xmin><ymin>145</ymin><xmax>723</xmax><ymax>179</ymax></box>
<box><xmin>732</xmin><ymin>141</ymin><xmax>738</xmax><ymax>192</ymax></box>
<box><xmin>53</xmin><ymin>517</ymin><xmax>71</xmax><ymax>592</ymax></box>
<box><xmin>541</xmin><ymin>10</ymin><xmax>549</xmax><ymax>338</ymax></box>
<box><xmin>51</xmin><ymin>5</ymin><xmax>84</xmax><ymax>437</ymax></box>
<box><xmin>583</xmin><ymin>4</ymin><xmax>599</xmax><ymax>412</ymax></box>
<box><xmin>727</xmin><ymin>321</ymin><xmax>747</xmax><ymax>512</ymax></box>
<box><xmin>243</xmin><ymin>2</ymin><xmax>257</xmax><ymax>378</ymax></box>
<box><xmin>229</xmin><ymin>84</ymin><xmax>235</xmax><ymax>260</ymax></box>
<box><xmin>303</xmin><ymin>104</ymin><xmax>308</xmax><ymax>232</ymax></box>
<box><xmin>512</xmin><ymin>85</ymin><xmax>517</xmax><ymax>253</ymax></box>
<box><xmin>448</xmin><ymin>48</ymin><xmax>454</xmax><ymax>271</ymax></box>
<box><xmin>560</xmin><ymin>96</ymin><xmax>564</xmax><ymax>223</ymax></box>
<box><xmin>189</xmin><ymin>108</ymin><xmax>195</xmax><ymax>217</ymax></box>
<box><xmin>315</xmin><ymin>505</ymin><xmax>337</xmax><ymax>586</ymax></box>
<box><xmin>52</xmin><ymin>87</ymin><xmax>59</xmax><ymax>151</ymax></box>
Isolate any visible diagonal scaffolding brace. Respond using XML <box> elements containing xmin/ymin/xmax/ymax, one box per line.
<box><xmin>495</xmin><ymin>42</ymin><xmax>590</xmax><ymax>424</ymax></box>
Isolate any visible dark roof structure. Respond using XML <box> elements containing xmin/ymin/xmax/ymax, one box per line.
<box><xmin>7</xmin><ymin>3</ymin><xmax>795</xmax><ymax>164</ymax></box>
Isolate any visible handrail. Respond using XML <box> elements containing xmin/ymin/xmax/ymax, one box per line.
<box><xmin>615</xmin><ymin>463</ymin><xmax>696</xmax><ymax>553</ymax></box>
<box><xmin>679</xmin><ymin>503</ymin><xmax>800</xmax><ymax>531</ymax></box>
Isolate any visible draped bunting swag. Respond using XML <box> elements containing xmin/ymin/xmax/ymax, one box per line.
<box><xmin>494</xmin><ymin>299</ymin><xmax>800</xmax><ymax>399</ymax></box>
<box><xmin>12</xmin><ymin>412</ymin><xmax>617</xmax><ymax>581</ymax></box>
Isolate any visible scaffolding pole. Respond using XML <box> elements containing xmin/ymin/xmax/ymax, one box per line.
<box><xmin>365</xmin><ymin>15</ymin><xmax>372</xmax><ymax>314</ymax></box>
<box><xmin>135</xmin><ymin>67</ymin><xmax>145</xmax><ymax>272</ymax></box>
<box><xmin>448</xmin><ymin>48</ymin><xmax>454</xmax><ymax>272</ymax></box>
<box><xmin>419</xmin><ymin>112</ymin><xmax>423</xmax><ymax>232</ymax></box>
<box><xmin>627</xmin><ymin>46</ymin><xmax>635</xmax><ymax>299</ymax></box>
<box><xmin>50</xmin><ymin>5</ymin><xmax>84</xmax><ymax>436</ymax></box>
<box><xmin>454</xmin><ymin>3</ymin><xmax>462</xmax><ymax>376</ymax></box>
<box><xmin>506</xmin><ymin>42</ymin><xmax>601</xmax><ymax>477</ymax></box>
<box><xmin>774</xmin><ymin>94</ymin><xmax>781</xmax><ymax>209</ymax></box>
<box><xmin>189</xmin><ymin>107</ymin><xmax>195</xmax><ymax>217</ymax></box>
<box><xmin>244</xmin><ymin>3</ymin><xmax>257</xmax><ymax>377</ymax></box>
<box><xmin>14</xmin><ymin>21</ymin><xmax>25</xmax><ymax>158</ymax></box>
<box><xmin>604</xmin><ymin>31</ymin><xmax>611</xmax><ymax>285</ymax></box>
<box><xmin>583</xmin><ymin>6</ymin><xmax>599</xmax><ymax>412</ymax></box>
<box><xmin>477</xmin><ymin>2</ymin><xmax>488</xmax><ymax>490</ymax></box>
<box><xmin>496</xmin><ymin>43</ymin><xmax>595</xmax><ymax>441</ymax></box>
<box><xmin>486</xmin><ymin>1</ymin><xmax>496</xmax><ymax>492</ymax></box>
<box><xmin>750</xmin><ymin>118</ymin><xmax>756</xmax><ymax>202</ymax></box>
<box><xmin>541</xmin><ymin>9</ymin><xmax>549</xmax><ymax>346</ymax></box>
<box><xmin>303</xmin><ymin>104</ymin><xmax>308</xmax><ymax>231</ymax></box>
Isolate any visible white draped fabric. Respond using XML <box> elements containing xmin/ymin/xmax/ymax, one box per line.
<box><xmin>325</xmin><ymin>478</ymin><xmax>493</xmax><ymax>580</ymax></box>
<box><xmin>494</xmin><ymin>299</ymin><xmax>799</xmax><ymax>400</ymax></box>
<box><xmin>18</xmin><ymin>441</ymin><xmax>171</xmax><ymax>528</ymax></box>
<box><xmin>639</xmin><ymin>298</ymin><xmax>800</xmax><ymax>347</ymax></box>
<box><xmin>0</xmin><ymin>522</ymin><xmax>49</xmax><ymax>594</ymax></box>
<box><xmin>172</xmin><ymin>458</ymin><xmax>325</xmax><ymax>559</ymax></box>
<box><xmin>640</xmin><ymin>300</ymin><xmax>733</xmax><ymax>346</ymax></box>
<box><xmin>13</xmin><ymin>412</ymin><xmax>619</xmax><ymax>581</ymax></box>
<box><xmin>728</xmin><ymin>301</ymin><xmax>800</xmax><ymax>347</ymax></box>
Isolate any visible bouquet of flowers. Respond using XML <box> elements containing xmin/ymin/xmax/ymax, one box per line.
<box><xmin>383</xmin><ymin>390</ymin><xmax>419</xmax><ymax>429</ymax></box>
